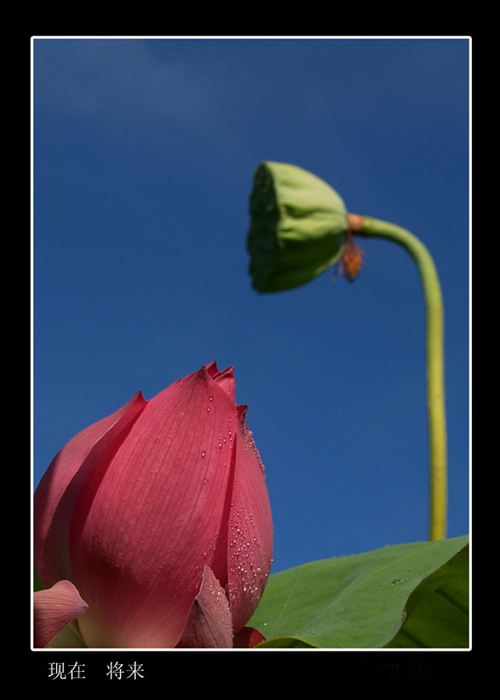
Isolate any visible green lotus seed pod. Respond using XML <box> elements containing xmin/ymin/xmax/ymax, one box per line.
<box><xmin>247</xmin><ymin>161</ymin><xmax>348</xmax><ymax>293</ymax></box>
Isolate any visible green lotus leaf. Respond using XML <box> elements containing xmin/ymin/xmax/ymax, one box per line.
<box><xmin>249</xmin><ymin>535</ymin><xmax>469</xmax><ymax>648</ymax></box>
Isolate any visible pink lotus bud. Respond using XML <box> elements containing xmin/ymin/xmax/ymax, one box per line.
<box><xmin>34</xmin><ymin>362</ymin><xmax>273</xmax><ymax>648</ymax></box>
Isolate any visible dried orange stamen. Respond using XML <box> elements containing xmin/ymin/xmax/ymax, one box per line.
<box><xmin>339</xmin><ymin>229</ymin><xmax>366</xmax><ymax>282</ymax></box>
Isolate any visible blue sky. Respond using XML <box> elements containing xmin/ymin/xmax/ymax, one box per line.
<box><xmin>32</xmin><ymin>37</ymin><xmax>470</xmax><ymax>575</ymax></box>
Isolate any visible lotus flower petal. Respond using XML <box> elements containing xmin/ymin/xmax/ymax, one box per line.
<box><xmin>226</xmin><ymin>406</ymin><xmax>273</xmax><ymax>633</ymax></box>
<box><xmin>176</xmin><ymin>566</ymin><xmax>233</xmax><ymax>648</ymax></box>
<box><xmin>34</xmin><ymin>363</ymin><xmax>273</xmax><ymax>648</ymax></box>
<box><xmin>33</xmin><ymin>580</ymin><xmax>88</xmax><ymax>648</ymax></box>
<box><xmin>70</xmin><ymin>366</ymin><xmax>240</xmax><ymax>647</ymax></box>
<box><xmin>34</xmin><ymin>392</ymin><xmax>148</xmax><ymax>587</ymax></box>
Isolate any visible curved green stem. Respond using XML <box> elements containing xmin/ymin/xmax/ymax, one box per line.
<box><xmin>348</xmin><ymin>214</ymin><xmax>447</xmax><ymax>541</ymax></box>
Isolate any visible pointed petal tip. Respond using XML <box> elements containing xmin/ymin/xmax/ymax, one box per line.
<box><xmin>176</xmin><ymin>566</ymin><xmax>234</xmax><ymax>648</ymax></box>
<box><xmin>204</xmin><ymin>361</ymin><xmax>235</xmax><ymax>381</ymax></box>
